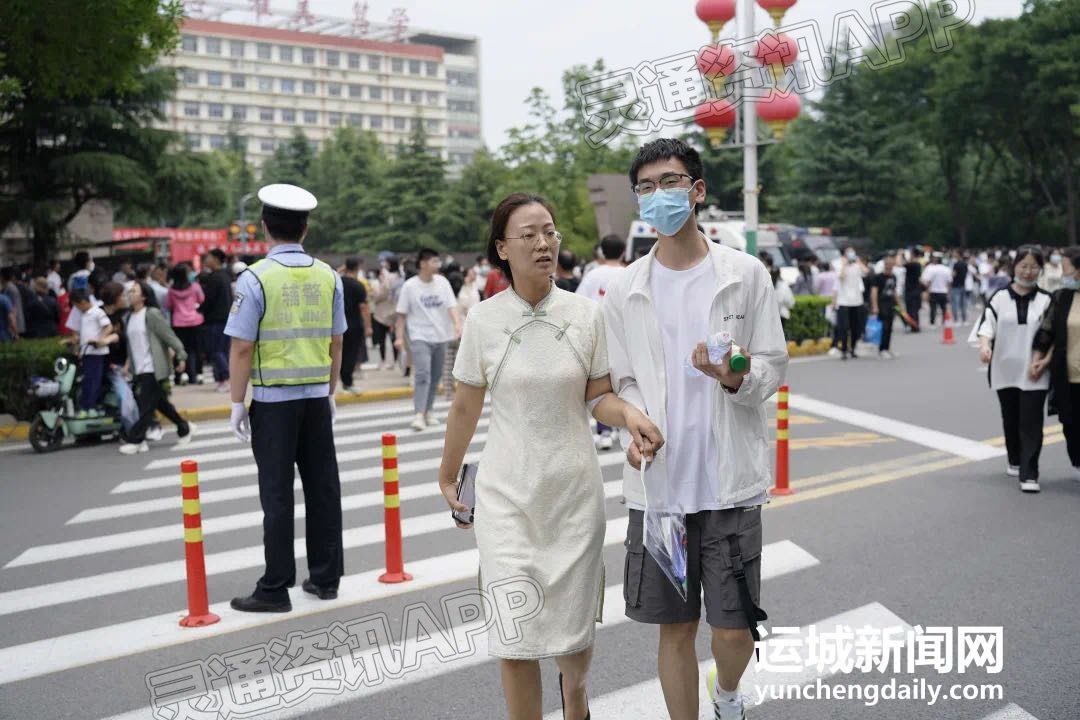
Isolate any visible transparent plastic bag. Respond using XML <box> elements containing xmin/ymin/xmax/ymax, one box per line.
<box><xmin>640</xmin><ymin>452</ymin><xmax>689</xmax><ymax>602</ymax></box>
<box><xmin>110</xmin><ymin>370</ymin><xmax>139</xmax><ymax>432</ymax></box>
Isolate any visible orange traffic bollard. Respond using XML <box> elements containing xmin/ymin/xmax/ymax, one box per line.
<box><xmin>378</xmin><ymin>434</ymin><xmax>413</xmax><ymax>584</ymax></box>
<box><xmin>942</xmin><ymin>307</ymin><xmax>956</xmax><ymax>345</ymax></box>
<box><xmin>772</xmin><ymin>385</ymin><xmax>794</xmax><ymax>496</ymax></box>
<box><xmin>179</xmin><ymin>460</ymin><xmax>220</xmax><ymax>627</ymax></box>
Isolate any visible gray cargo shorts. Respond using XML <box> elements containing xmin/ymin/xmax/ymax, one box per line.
<box><xmin>624</xmin><ymin>505</ymin><xmax>763</xmax><ymax>628</ymax></box>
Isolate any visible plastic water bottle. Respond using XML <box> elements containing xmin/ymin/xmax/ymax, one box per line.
<box><xmin>684</xmin><ymin>331</ymin><xmax>748</xmax><ymax>377</ymax></box>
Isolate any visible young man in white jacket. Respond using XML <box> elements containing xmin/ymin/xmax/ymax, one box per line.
<box><xmin>602</xmin><ymin>139</ymin><xmax>788</xmax><ymax>720</ymax></box>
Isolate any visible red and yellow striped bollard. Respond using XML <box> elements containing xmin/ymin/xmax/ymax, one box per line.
<box><xmin>179</xmin><ymin>460</ymin><xmax>220</xmax><ymax>627</ymax></box>
<box><xmin>378</xmin><ymin>434</ymin><xmax>413</xmax><ymax>584</ymax></box>
<box><xmin>772</xmin><ymin>385</ymin><xmax>794</xmax><ymax>496</ymax></box>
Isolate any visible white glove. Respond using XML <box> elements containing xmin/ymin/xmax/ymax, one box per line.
<box><xmin>329</xmin><ymin>394</ymin><xmax>337</xmax><ymax>425</ymax></box>
<box><xmin>230</xmin><ymin>401</ymin><xmax>250</xmax><ymax>443</ymax></box>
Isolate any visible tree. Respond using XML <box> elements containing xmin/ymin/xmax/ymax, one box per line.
<box><xmin>305</xmin><ymin>127</ymin><xmax>386</xmax><ymax>251</ymax></box>
<box><xmin>259</xmin><ymin>129</ymin><xmax>315</xmax><ymax>188</ymax></box>
<box><xmin>0</xmin><ymin>0</ymin><xmax>184</xmax><ymax>264</ymax></box>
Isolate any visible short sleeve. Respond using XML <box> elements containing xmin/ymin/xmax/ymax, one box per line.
<box><xmin>224</xmin><ymin>272</ymin><xmax>263</xmax><ymax>341</ymax></box>
<box><xmin>95</xmin><ymin>310</ymin><xmax>111</xmax><ymax>332</ymax></box>
<box><xmin>452</xmin><ymin>312</ymin><xmax>487</xmax><ymax>388</ymax></box>
<box><xmin>588</xmin><ymin>303</ymin><xmax>609</xmax><ymax>380</ymax></box>
<box><xmin>331</xmin><ymin>274</ymin><xmax>347</xmax><ymax>335</ymax></box>
<box><xmin>395</xmin><ymin>280</ymin><xmax>411</xmax><ymax>315</ymax></box>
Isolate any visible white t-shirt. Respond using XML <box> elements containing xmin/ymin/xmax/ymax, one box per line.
<box><xmin>921</xmin><ymin>264</ymin><xmax>952</xmax><ymax>294</ymax></box>
<box><xmin>644</xmin><ymin>256</ymin><xmax>721</xmax><ymax>512</ymax></box>
<box><xmin>79</xmin><ymin>306</ymin><xmax>111</xmax><ymax>356</ymax></box>
<box><xmin>575</xmin><ymin>264</ymin><xmax>624</xmax><ymax>304</ymax></box>
<box><xmin>396</xmin><ymin>274</ymin><xmax>457</xmax><ymax>344</ymax></box>
<box><xmin>836</xmin><ymin>264</ymin><xmax>865</xmax><ymax>307</ymax></box>
<box><xmin>126</xmin><ymin>308</ymin><xmax>154</xmax><ymax>374</ymax></box>
<box><xmin>974</xmin><ymin>287</ymin><xmax>1051</xmax><ymax>392</ymax></box>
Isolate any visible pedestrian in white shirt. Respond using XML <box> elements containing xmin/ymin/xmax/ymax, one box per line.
<box><xmin>575</xmin><ymin>235</ymin><xmax>626</xmax><ymax>303</ymax></box>
<box><xmin>921</xmin><ymin>254</ymin><xmax>952</xmax><ymax>326</ymax></box>
<box><xmin>832</xmin><ymin>248</ymin><xmax>866</xmax><ymax>360</ymax></box>
<box><xmin>603</xmin><ymin>139</ymin><xmax>788</xmax><ymax>720</ymax></box>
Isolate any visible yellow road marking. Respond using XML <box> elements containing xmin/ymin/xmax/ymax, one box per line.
<box><xmin>774</xmin><ymin>432</ymin><xmax>895</xmax><ymax>450</ymax></box>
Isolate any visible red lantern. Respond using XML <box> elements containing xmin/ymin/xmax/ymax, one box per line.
<box><xmin>753</xmin><ymin>32</ymin><xmax>799</xmax><ymax>82</ymax></box>
<box><xmin>695</xmin><ymin>99</ymin><xmax>737</xmax><ymax>148</ymax></box>
<box><xmin>756</xmin><ymin>92</ymin><xmax>801</xmax><ymax>140</ymax></box>
<box><xmin>756</xmin><ymin>0</ymin><xmax>797</xmax><ymax>27</ymax></box>
<box><xmin>696</xmin><ymin>43</ymin><xmax>738</xmax><ymax>95</ymax></box>
<box><xmin>695</xmin><ymin>0</ymin><xmax>736</xmax><ymax>41</ymax></box>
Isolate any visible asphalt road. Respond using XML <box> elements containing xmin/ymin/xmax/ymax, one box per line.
<box><xmin>0</xmin><ymin>320</ymin><xmax>1077</xmax><ymax>720</ymax></box>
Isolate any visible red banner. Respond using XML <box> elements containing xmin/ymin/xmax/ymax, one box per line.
<box><xmin>112</xmin><ymin>228</ymin><xmax>269</xmax><ymax>267</ymax></box>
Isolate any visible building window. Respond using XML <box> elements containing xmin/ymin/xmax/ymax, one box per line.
<box><xmin>391</xmin><ymin>58</ymin><xmax>403</xmax><ymax>73</ymax></box>
<box><xmin>448</xmin><ymin>99</ymin><xmax>477</xmax><ymax>113</ymax></box>
<box><xmin>408</xmin><ymin>60</ymin><xmax>421</xmax><ymax>75</ymax></box>
<box><xmin>232</xmin><ymin>105</ymin><xmax>247</xmax><ymax>120</ymax></box>
<box><xmin>257</xmin><ymin>76</ymin><xmax>273</xmax><ymax>92</ymax></box>
<box><xmin>447</xmin><ymin>70</ymin><xmax>477</xmax><ymax>87</ymax></box>
<box><xmin>209</xmin><ymin>134</ymin><xmax>226</xmax><ymax>149</ymax></box>
<box><xmin>257</xmin><ymin>42</ymin><xmax>272</xmax><ymax>60</ymax></box>
<box><xmin>348</xmin><ymin>53</ymin><xmax>361</xmax><ymax>69</ymax></box>
<box><xmin>368</xmin><ymin>55</ymin><xmax>381</xmax><ymax>71</ymax></box>
<box><xmin>327</xmin><ymin>83</ymin><xmax>342</xmax><ymax>97</ymax></box>
<box><xmin>369</xmin><ymin>115</ymin><xmax>383</xmax><ymax>129</ymax></box>
<box><xmin>280</xmin><ymin>78</ymin><xmax>295</xmax><ymax>93</ymax></box>
<box><xmin>328</xmin><ymin>112</ymin><xmax>342</xmax><ymax>126</ymax></box>
<box><xmin>231</xmin><ymin>74</ymin><xmax>245</xmax><ymax>89</ymax></box>
<box><xmin>302</xmin><ymin>80</ymin><xmax>316</xmax><ymax>95</ymax></box>
<box><xmin>326</xmin><ymin>50</ymin><xmax>340</xmax><ymax>67</ymax></box>
<box><xmin>186</xmin><ymin>133</ymin><xmax>202</xmax><ymax>149</ymax></box>
<box><xmin>392</xmin><ymin>88</ymin><xmax>405</xmax><ymax>102</ymax></box>
<box><xmin>425</xmin><ymin>61</ymin><xmax>438</xmax><ymax>77</ymax></box>
<box><xmin>392</xmin><ymin>116</ymin><xmax>406</xmax><ymax>130</ymax></box>
<box><xmin>303</xmin><ymin>110</ymin><xmax>318</xmax><ymax>124</ymax></box>
<box><xmin>279</xmin><ymin>45</ymin><xmax>293</xmax><ymax>62</ymax></box>
<box><xmin>368</xmin><ymin>86</ymin><xmax>382</xmax><ymax>100</ymax></box>
<box><xmin>260</xmin><ymin>139</ymin><xmax>275</xmax><ymax>153</ymax></box>
<box><xmin>182</xmin><ymin>69</ymin><xmax>199</xmax><ymax>85</ymax></box>
<box><xmin>301</xmin><ymin>48</ymin><xmax>315</xmax><ymax>65</ymax></box>
<box><xmin>281</xmin><ymin>108</ymin><xmax>296</xmax><ymax>122</ymax></box>
<box><xmin>183</xmin><ymin>102</ymin><xmax>200</xmax><ymax>117</ymax></box>
<box><xmin>259</xmin><ymin>107</ymin><xmax>274</xmax><ymax>122</ymax></box>
<box><xmin>425</xmin><ymin>119</ymin><xmax>440</xmax><ymax>132</ymax></box>
<box><xmin>230</xmin><ymin>41</ymin><xmax>245</xmax><ymax>58</ymax></box>
<box><xmin>348</xmin><ymin>113</ymin><xmax>363</xmax><ymax>127</ymax></box>
<box><xmin>409</xmin><ymin>90</ymin><xmax>422</xmax><ymax>104</ymax></box>
<box><xmin>426</xmin><ymin>91</ymin><xmax>441</xmax><ymax>105</ymax></box>
<box><xmin>205</xmin><ymin>37</ymin><xmax>222</xmax><ymax>55</ymax></box>
<box><xmin>348</xmin><ymin>83</ymin><xmax>363</xmax><ymax>98</ymax></box>
<box><xmin>207</xmin><ymin>71</ymin><xmax>223</xmax><ymax>87</ymax></box>
<box><xmin>208</xmin><ymin>103</ymin><xmax>224</xmax><ymax>118</ymax></box>
<box><xmin>181</xmin><ymin>35</ymin><xmax>198</xmax><ymax>52</ymax></box>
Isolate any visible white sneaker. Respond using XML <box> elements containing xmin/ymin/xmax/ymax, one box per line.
<box><xmin>879</xmin><ymin>350</ymin><xmax>895</xmax><ymax>360</ymax></box>
<box><xmin>176</xmin><ymin>422</ymin><xmax>197</xmax><ymax>447</ymax></box>
<box><xmin>342</xmin><ymin>385</ymin><xmax>356</xmax><ymax>394</ymax></box>
<box><xmin>827</xmin><ymin>347</ymin><xmax>840</xmax><ymax>357</ymax></box>
<box><xmin>119</xmin><ymin>441</ymin><xmax>149</xmax><ymax>455</ymax></box>
<box><xmin>410</xmin><ymin>413</ymin><xmax>426</xmax><ymax>432</ymax></box>
<box><xmin>707</xmin><ymin>668</ymin><xmax>748</xmax><ymax>720</ymax></box>
<box><xmin>215</xmin><ymin>382</ymin><xmax>230</xmax><ymax>393</ymax></box>
<box><xmin>382</xmin><ymin>362</ymin><xmax>395</xmax><ymax>371</ymax></box>
<box><xmin>424</xmin><ymin>413</ymin><xmax>442</xmax><ymax>426</ymax></box>
<box><xmin>1019</xmin><ymin>479</ymin><xmax>1040</xmax><ymax>493</ymax></box>
<box><xmin>597</xmin><ymin>433</ymin><xmax>613</xmax><ymax>451</ymax></box>
<box><xmin>145</xmin><ymin>426</ymin><xmax>165</xmax><ymax>442</ymax></box>
<box><xmin>1006</xmin><ymin>465</ymin><xmax>1020</xmax><ymax>477</ymax></box>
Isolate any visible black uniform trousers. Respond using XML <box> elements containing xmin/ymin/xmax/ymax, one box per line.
<box><xmin>878</xmin><ymin>305</ymin><xmax>896</xmax><ymax>352</ymax></box>
<box><xmin>250</xmin><ymin>396</ymin><xmax>344</xmax><ymax>601</ymax></box>
<box><xmin>996</xmin><ymin>388</ymin><xmax>1047</xmax><ymax>481</ymax></box>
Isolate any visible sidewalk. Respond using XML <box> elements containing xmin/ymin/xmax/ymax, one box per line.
<box><xmin>0</xmin><ymin>362</ymin><xmax>419</xmax><ymax>443</ymax></box>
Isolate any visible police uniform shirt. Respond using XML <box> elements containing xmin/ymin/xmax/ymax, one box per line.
<box><xmin>225</xmin><ymin>243</ymin><xmax>347</xmax><ymax>402</ymax></box>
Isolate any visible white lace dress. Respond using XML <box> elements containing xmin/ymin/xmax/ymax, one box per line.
<box><xmin>452</xmin><ymin>283</ymin><xmax>609</xmax><ymax>659</ymax></box>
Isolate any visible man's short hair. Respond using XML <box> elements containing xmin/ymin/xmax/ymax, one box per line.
<box><xmin>599</xmin><ymin>234</ymin><xmax>626</xmax><ymax>261</ymax></box>
<box><xmin>135</xmin><ymin>263</ymin><xmax>152</xmax><ymax>280</ymax></box>
<box><xmin>209</xmin><ymin>248</ymin><xmax>227</xmax><ymax>264</ymax></box>
<box><xmin>628</xmin><ymin>138</ymin><xmax>704</xmax><ymax>187</ymax></box>
<box><xmin>263</xmin><ymin>213</ymin><xmax>306</xmax><ymax>243</ymax></box>
<box><xmin>70</xmin><ymin>288</ymin><xmax>89</xmax><ymax>305</ymax></box>
<box><xmin>74</xmin><ymin>251</ymin><xmax>90</xmax><ymax>269</ymax></box>
<box><xmin>345</xmin><ymin>257</ymin><xmax>360</xmax><ymax>272</ymax></box>
<box><xmin>557</xmin><ymin>249</ymin><xmax>577</xmax><ymax>272</ymax></box>
<box><xmin>417</xmin><ymin>248</ymin><xmax>440</xmax><ymax>263</ymax></box>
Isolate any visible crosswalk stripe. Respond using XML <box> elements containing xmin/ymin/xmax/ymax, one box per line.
<box><xmin>9</xmin><ymin>472</ymin><xmax>619</xmax><ymax>567</ymax></box>
<box><xmin>67</xmin><ymin>449</ymin><xmax>628</xmax><ymax>526</ymax></box>
<box><xmin>0</xmin><ymin>480</ymin><xmax>633</xmax><ymax>615</ymax></box>
<box><xmin>5</xmin><ymin>539</ymin><xmax>818</xmax><ymax>689</ymax></box>
<box><xmin>981</xmin><ymin>703</ymin><xmax>1040</xmax><ymax>720</ymax></box>
<box><xmin>547</xmin><ymin>602</ymin><xmax>912</xmax><ymax>720</ymax></box>
<box><xmin>115</xmin><ymin>425</ymin><xmax>492</xmax><ymax>494</ymax></box>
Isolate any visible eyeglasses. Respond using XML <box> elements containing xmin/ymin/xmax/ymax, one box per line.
<box><xmin>632</xmin><ymin>173</ymin><xmax>696</xmax><ymax>196</ymax></box>
<box><xmin>503</xmin><ymin>229</ymin><xmax>563</xmax><ymax>245</ymax></box>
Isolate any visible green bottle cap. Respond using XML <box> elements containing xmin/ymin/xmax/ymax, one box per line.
<box><xmin>729</xmin><ymin>352</ymin><xmax>748</xmax><ymax>373</ymax></box>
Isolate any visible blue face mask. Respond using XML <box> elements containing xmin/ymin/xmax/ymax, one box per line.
<box><xmin>188</xmin><ymin>271</ymin><xmax>197</xmax><ymax>283</ymax></box>
<box><xmin>1063</xmin><ymin>276</ymin><xmax>1079</xmax><ymax>290</ymax></box>
<box><xmin>639</xmin><ymin>188</ymin><xmax>694</xmax><ymax>237</ymax></box>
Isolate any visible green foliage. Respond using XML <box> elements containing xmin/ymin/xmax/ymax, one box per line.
<box><xmin>785</xmin><ymin>296</ymin><xmax>832</xmax><ymax>343</ymax></box>
<box><xmin>0</xmin><ymin>338</ymin><xmax>68</xmax><ymax>421</ymax></box>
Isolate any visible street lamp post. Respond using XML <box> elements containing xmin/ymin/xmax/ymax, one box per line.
<box><xmin>238</xmin><ymin>192</ymin><xmax>256</xmax><ymax>245</ymax></box>
<box><xmin>739</xmin><ymin>0</ymin><xmax>759</xmax><ymax>258</ymax></box>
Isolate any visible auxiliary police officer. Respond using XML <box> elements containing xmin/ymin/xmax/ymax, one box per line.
<box><xmin>226</xmin><ymin>183</ymin><xmax>347</xmax><ymax>613</ymax></box>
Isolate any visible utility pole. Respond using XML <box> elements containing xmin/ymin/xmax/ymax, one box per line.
<box><xmin>739</xmin><ymin>0</ymin><xmax>758</xmax><ymax>258</ymax></box>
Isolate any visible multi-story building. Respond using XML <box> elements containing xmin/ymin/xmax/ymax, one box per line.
<box><xmin>159</xmin><ymin>16</ymin><xmax>482</xmax><ymax>174</ymax></box>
